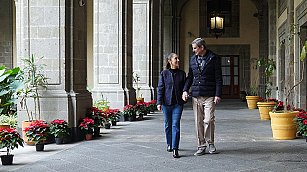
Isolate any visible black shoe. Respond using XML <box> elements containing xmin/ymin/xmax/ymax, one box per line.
<box><xmin>167</xmin><ymin>145</ymin><xmax>172</xmax><ymax>152</ymax></box>
<box><xmin>173</xmin><ymin>149</ymin><xmax>180</xmax><ymax>158</ymax></box>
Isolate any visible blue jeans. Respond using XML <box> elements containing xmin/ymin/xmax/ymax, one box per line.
<box><xmin>162</xmin><ymin>104</ymin><xmax>183</xmax><ymax>150</ymax></box>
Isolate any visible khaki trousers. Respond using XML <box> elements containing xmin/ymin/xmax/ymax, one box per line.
<box><xmin>192</xmin><ymin>96</ymin><xmax>215</xmax><ymax>147</ymax></box>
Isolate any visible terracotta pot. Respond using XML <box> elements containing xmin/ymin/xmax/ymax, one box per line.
<box><xmin>246</xmin><ymin>96</ymin><xmax>259</xmax><ymax>109</ymax></box>
<box><xmin>0</xmin><ymin>124</ymin><xmax>10</xmax><ymax>130</ymax></box>
<box><xmin>257</xmin><ymin>101</ymin><xmax>277</xmax><ymax>120</ymax></box>
<box><xmin>136</xmin><ymin>97</ymin><xmax>144</xmax><ymax>103</ymax></box>
<box><xmin>85</xmin><ymin>133</ymin><xmax>93</xmax><ymax>140</ymax></box>
<box><xmin>22</xmin><ymin>121</ymin><xmax>35</xmax><ymax>146</ymax></box>
<box><xmin>269</xmin><ymin>111</ymin><xmax>298</xmax><ymax>140</ymax></box>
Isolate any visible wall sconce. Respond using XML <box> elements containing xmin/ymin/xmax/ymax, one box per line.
<box><xmin>79</xmin><ymin>0</ymin><xmax>85</xmax><ymax>7</ymax></box>
<box><xmin>210</xmin><ymin>12</ymin><xmax>224</xmax><ymax>39</ymax></box>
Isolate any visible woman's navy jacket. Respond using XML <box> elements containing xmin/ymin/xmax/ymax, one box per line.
<box><xmin>157</xmin><ymin>69</ymin><xmax>186</xmax><ymax>106</ymax></box>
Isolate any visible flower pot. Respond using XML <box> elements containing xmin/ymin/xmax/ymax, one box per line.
<box><xmin>269</xmin><ymin>111</ymin><xmax>298</xmax><ymax>140</ymax></box>
<box><xmin>36</xmin><ymin>143</ymin><xmax>45</xmax><ymax>151</ymax></box>
<box><xmin>94</xmin><ymin>127</ymin><xmax>101</xmax><ymax>137</ymax></box>
<box><xmin>128</xmin><ymin>114</ymin><xmax>136</xmax><ymax>122</ymax></box>
<box><xmin>111</xmin><ymin>121</ymin><xmax>117</xmax><ymax>126</ymax></box>
<box><xmin>257</xmin><ymin>101</ymin><xmax>277</xmax><ymax>120</ymax></box>
<box><xmin>85</xmin><ymin>133</ymin><xmax>93</xmax><ymax>140</ymax></box>
<box><xmin>22</xmin><ymin>121</ymin><xmax>35</xmax><ymax>146</ymax></box>
<box><xmin>246</xmin><ymin>96</ymin><xmax>259</xmax><ymax>109</ymax></box>
<box><xmin>138</xmin><ymin>113</ymin><xmax>144</xmax><ymax>120</ymax></box>
<box><xmin>55</xmin><ymin>137</ymin><xmax>63</xmax><ymax>145</ymax></box>
<box><xmin>104</xmin><ymin>122</ymin><xmax>111</xmax><ymax>129</ymax></box>
<box><xmin>0</xmin><ymin>124</ymin><xmax>10</xmax><ymax>130</ymax></box>
<box><xmin>136</xmin><ymin>97</ymin><xmax>144</xmax><ymax>103</ymax></box>
<box><xmin>62</xmin><ymin>136</ymin><xmax>71</xmax><ymax>144</ymax></box>
<box><xmin>1</xmin><ymin>155</ymin><xmax>14</xmax><ymax>165</ymax></box>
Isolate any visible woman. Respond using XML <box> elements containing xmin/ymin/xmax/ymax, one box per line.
<box><xmin>157</xmin><ymin>53</ymin><xmax>186</xmax><ymax>158</ymax></box>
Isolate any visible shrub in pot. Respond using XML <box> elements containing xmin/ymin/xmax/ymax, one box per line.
<box><xmin>0</xmin><ymin>128</ymin><xmax>24</xmax><ymax>165</ymax></box>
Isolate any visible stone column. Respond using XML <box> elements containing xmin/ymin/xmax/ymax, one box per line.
<box><xmin>0</xmin><ymin>0</ymin><xmax>13</xmax><ymax>67</ymax></box>
<box><xmin>132</xmin><ymin>0</ymin><xmax>151</xmax><ymax>102</ymax></box>
<box><xmin>15</xmin><ymin>0</ymin><xmax>92</xmax><ymax>141</ymax></box>
<box><xmin>150</xmin><ymin>0</ymin><xmax>163</xmax><ymax>100</ymax></box>
<box><xmin>92</xmin><ymin>0</ymin><xmax>134</xmax><ymax>109</ymax></box>
<box><xmin>257</xmin><ymin>2</ymin><xmax>269</xmax><ymax>98</ymax></box>
<box><xmin>268</xmin><ymin>0</ymin><xmax>277</xmax><ymax>98</ymax></box>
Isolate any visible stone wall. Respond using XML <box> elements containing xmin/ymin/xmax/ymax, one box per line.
<box><xmin>0</xmin><ymin>0</ymin><xmax>13</xmax><ymax>68</ymax></box>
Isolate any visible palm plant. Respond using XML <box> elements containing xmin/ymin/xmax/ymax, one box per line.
<box><xmin>19</xmin><ymin>54</ymin><xmax>48</xmax><ymax>121</ymax></box>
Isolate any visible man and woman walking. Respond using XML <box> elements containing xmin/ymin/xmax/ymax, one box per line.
<box><xmin>157</xmin><ymin>37</ymin><xmax>223</xmax><ymax>158</ymax></box>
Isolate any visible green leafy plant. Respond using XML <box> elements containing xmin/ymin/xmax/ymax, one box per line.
<box><xmin>0</xmin><ymin>113</ymin><xmax>18</xmax><ymax>128</ymax></box>
<box><xmin>133</xmin><ymin>72</ymin><xmax>142</xmax><ymax>98</ymax></box>
<box><xmin>19</xmin><ymin>54</ymin><xmax>48</xmax><ymax>121</ymax></box>
<box><xmin>94</xmin><ymin>94</ymin><xmax>110</xmax><ymax>112</ymax></box>
<box><xmin>50</xmin><ymin>119</ymin><xmax>70</xmax><ymax>138</ymax></box>
<box><xmin>0</xmin><ymin>66</ymin><xmax>23</xmax><ymax>114</ymax></box>
<box><xmin>0</xmin><ymin>128</ymin><xmax>24</xmax><ymax>155</ymax></box>
<box><xmin>24</xmin><ymin>120</ymin><xmax>50</xmax><ymax>144</ymax></box>
<box><xmin>136</xmin><ymin>102</ymin><xmax>149</xmax><ymax>115</ymax></box>
<box><xmin>122</xmin><ymin>104</ymin><xmax>136</xmax><ymax>117</ymax></box>
<box><xmin>79</xmin><ymin>117</ymin><xmax>95</xmax><ymax>134</ymax></box>
<box><xmin>295</xmin><ymin>110</ymin><xmax>307</xmax><ymax>136</ymax></box>
<box><xmin>254</xmin><ymin>57</ymin><xmax>276</xmax><ymax>99</ymax></box>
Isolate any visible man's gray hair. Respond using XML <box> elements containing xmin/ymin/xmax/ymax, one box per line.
<box><xmin>191</xmin><ymin>37</ymin><xmax>207</xmax><ymax>49</ymax></box>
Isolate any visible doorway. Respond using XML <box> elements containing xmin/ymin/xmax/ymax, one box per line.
<box><xmin>221</xmin><ymin>55</ymin><xmax>239</xmax><ymax>98</ymax></box>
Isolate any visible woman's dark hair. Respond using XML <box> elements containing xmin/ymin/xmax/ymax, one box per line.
<box><xmin>165</xmin><ymin>53</ymin><xmax>176</xmax><ymax>69</ymax></box>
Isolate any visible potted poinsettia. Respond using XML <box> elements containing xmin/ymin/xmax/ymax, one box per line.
<box><xmin>122</xmin><ymin>104</ymin><xmax>136</xmax><ymax>121</ymax></box>
<box><xmin>24</xmin><ymin>120</ymin><xmax>50</xmax><ymax>151</ymax></box>
<box><xmin>294</xmin><ymin>109</ymin><xmax>307</xmax><ymax>141</ymax></box>
<box><xmin>50</xmin><ymin>119</ymin><xmax>70</xmax><ymax>144</ymax></box>
<box><xmin>79</xmin><ymin>117</ymin><xmax>95</xmax><ymax>140</ymax></box>
<box><xmin>0</xmin><ymin>128</ymin><xmax>24</xmax><ymax>165</ymax></box>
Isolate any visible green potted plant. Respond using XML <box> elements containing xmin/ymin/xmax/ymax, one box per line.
<box><xmin>94</xmin><ymin>94</ymin><xmax>110</xmax><ymax>112</ymax></box>
<box><xmin>245</xmin><ymin>64</ymin><xmax>259</xmax><ymax>109</ymax></box>
<box><xmin>79</xmin><ymin>117</ymin><xmax>95</xmax><ymax>140</ymax></box>
<box><xmin>254</xmin><ymin>57</ymin><xmax>277</xmax><ymax>120</ymax></box>
<box><xmin>294</xmin><ymin>110</ymin><xmax>307</xmax><ymax>141</ymax></box>
<box><xmin>0</xmin><ymin>66</ymin><xmax>23</xmax><ymax>115</ymax></box>
<box><xmin>148</xmin><ymin>100</ymin><xmax>157</xmax><ymax>113</ymax></box>
<box><xmin>269</xmin><ymin>31</ymin><xmax>307</xmax><ymax>140</ymax></box>
<box><xmin>50</xmin><ymin>119</ymin><xmax>70</xmax><ymax>144</ymax></box>
<box><xmin>24</xmin><ymin>120</ymin><xmax>50</xmax><ymax>151</ymax></box>
<box><xmin>18</xmin><ymin>54</ymin><xmax>48</xmax><ymax>144</ymax></box>
<box><xmin>19</xmin><ymin>54</ymin><xmax>48</xmax><ymax>121</ymax></box>
<box><xmin>0</xmin><ymin>128</ymin><xmax>24</xmax><ymax>165</ymax></box>
<box><xmin>108</xmin><ymin>108</ymin><xmax>121</xmax><ymax>126</ymax></box>
<box><xmin>133</xmin><ymin>72</ymin><xmax>143</xmax><ymax>103</ymax></box>
<box><xmin>136</xmin><ymin>101</ymin><xmax>149</xmax><ymax>120</ymax></box>
<box><xmin>122</xmin><ymin>104</ymin><xmax>136</xmax><ymax>121</ymax></box>
<box><xmin>0</xmin><ymin>113</ymin><xmax>18</xmax><ymax>129</ymax></box>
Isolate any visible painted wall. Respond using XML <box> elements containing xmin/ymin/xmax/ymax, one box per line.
<box><xmin>180</xmin><ymin>0</ymin><xmax>259</xmax><ymax>83</ymax></box>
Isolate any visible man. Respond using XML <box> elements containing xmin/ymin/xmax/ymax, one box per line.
<box><xmin>182</xmin><ymin>37</ymin><xmax>222</xmax><ymax>156</ymax></box>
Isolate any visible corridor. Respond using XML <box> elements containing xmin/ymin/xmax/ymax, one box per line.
<box><xmin>1</xmin><ymin>99</ymin><xmax>307</xmax><ymax>172</ymax></box>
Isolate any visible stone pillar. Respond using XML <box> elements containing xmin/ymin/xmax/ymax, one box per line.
<box><xmin>92</xmin><ymin>0</ymin><xmax>135</xmax><ymax>109</ymax></box>
<box><xmin>163</xmin><ymin>0</ymin><xmax>173</xmax><ymax>56</ymax></box>
<box><xmin>0</xmin><ymin>0</ymin><xmax>13</xmax><ymax>67</ymax></box>
<box><xmin>268</xmin><ymin>0</ymin><xmax>277</xmax><ymax>98</ymax></box>
<box><xmin>150</xmin><ymin>0</ymin><xmax>163</xmax><ymax>100</ymax></box>
<box><xmin>15</xmin><ymin>0</ymin><xmax>92</xmax><ymax>141</ymax></box>
<box><xmin>285</xmin><ymin>0</ymin><xmax>294</xmax><ymax>106</ymax></box>
<box><xmin>257</xmin><ymin>2</ymin><xmax>269</xmax><ymax>98</ymax></box>
<box><xmin>132</xmin><ymin>0</ymin><xmax>151</xmax><ymax>102</ymax></box>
